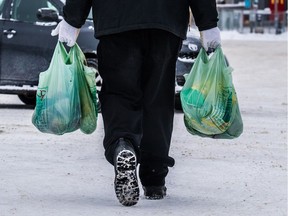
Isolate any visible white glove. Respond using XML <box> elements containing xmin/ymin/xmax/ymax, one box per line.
<box><xmin>200</xmin><ymin>27</ymin><xmax>221</xmax><ymax>51</ymax></box>
<box><xmin>51</xmin><ymin>19</ymin><xmax>80</xmax><ymax>47</ymax></box>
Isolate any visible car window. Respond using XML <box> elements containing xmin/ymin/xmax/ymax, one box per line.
<box><xmin>0</xmin><ymin>0</ymin><xmax>4</xmax><ymax>18</ymax></box>
<box><xmin>11</xmin><ymin>0</ymin><xmax>58</xmax><ymax>23</ymax></box>
<box><xmin>88</xmin><ymin>9</ymin><xmax>92</xmax><ymax>19</ymax></box>
<box><xmin>47</xmin><ymin>2</ymin><xmax>58</xmax><ymax>12</ymax></box>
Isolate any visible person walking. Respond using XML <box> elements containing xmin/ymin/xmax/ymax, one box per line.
<box><xmin>52</xmin><ymin>0</ymin><xmax>221</xmax><ymax>207</ymax></box>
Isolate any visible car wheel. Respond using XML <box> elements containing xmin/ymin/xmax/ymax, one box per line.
<box><xmin>18</xmin><ymin>92</ymin><xmax>36</xmax><ymax>106</ymax></box>
<box><xmin>86</xmin><ymin>57</ymin><xmax>102</xmax><ymax>113</ymax></box>
<box><xmin>174</xmin><ymin>95</ymin><xmax>183</xmax><ymax>111</ymax></box>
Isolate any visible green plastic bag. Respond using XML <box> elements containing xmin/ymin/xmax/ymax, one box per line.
<box><xmin>180</xmin><ymin>47</ymin><xmax>243</xmax><ymax>139</ymax></box>
<box><xmin>73</xmin><ymin>44</ymin><xmax>98</xmax><ymax>134</ymax></box>
<box><xmin>32</xmin><ymin>42</ymin><xmax>98</xmax><ymax>135</ymax></box>
<box><xmin>32</xmin><ymin>42</ymin><xmax>81</xmax><ymax>135</ymax></box>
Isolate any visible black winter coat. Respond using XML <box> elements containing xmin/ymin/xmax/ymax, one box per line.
<box><xmin>63</xmin><ymin>0</ymin><xmax>218</xmax><ymax>39</ymax></box>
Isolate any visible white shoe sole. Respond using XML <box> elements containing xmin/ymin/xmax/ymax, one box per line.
<box><xmin>114</xmin><ymin>150</ymin><xmax>139</xmax><ymax>206</ymax></box>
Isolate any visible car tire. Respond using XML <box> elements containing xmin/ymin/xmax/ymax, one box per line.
<box><xmin>18</xmin><ymin>92</ymin><xmax>36</xmax><ymax>106</ymax></box>
<box><xmin>174</xmin><ymin>95</ymin><xmax>183</xmax><ymax>111</ymax></box>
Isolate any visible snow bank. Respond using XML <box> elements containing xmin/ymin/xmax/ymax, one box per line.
<box><xmin>221</xmin><ymin>30</ymin><xmax>288</xmax><ymax>41</ymax></box>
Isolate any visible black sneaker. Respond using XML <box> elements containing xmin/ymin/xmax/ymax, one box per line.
<box><xmin>114</xmin><ymin>138</ymin><xmax>139</xmax><ymax>206</ymax></box>
<box><xmin>143</xmin><ymin>185</ymin><xmax>167</xmax><ymax>200</ymax></box>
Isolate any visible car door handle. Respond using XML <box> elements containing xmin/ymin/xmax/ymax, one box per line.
<box><xmin>3</xmin><ymin>29</ymin><xmax>17</xmax><ymax>35</ymax></box>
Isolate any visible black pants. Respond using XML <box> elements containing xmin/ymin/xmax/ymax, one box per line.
<box><xmin>97</xmin><ymin>29</ymin><xmax>182</xmax><ymax>186</ymax></box>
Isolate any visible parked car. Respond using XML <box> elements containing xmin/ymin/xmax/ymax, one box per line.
<box><xmin>0</xmin><ymin>0</ymin><xmax>101</xmax><ymax>106</ymax></box>
<box><xmin>175</xmin><ymin>29</ymin><xmax>201</xmax><ymax>110</ymax></box>
<box><xmin>0</xmin><ymin>0</ymin><xmax>225</xmax><ymax>112</ymax></box>
<box><xmin>175</xmin><ymin>28</ymin><xmax>229</xmax><ymax>110</ymax></box>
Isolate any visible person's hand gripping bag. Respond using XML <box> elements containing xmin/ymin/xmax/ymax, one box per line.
<box><xmin>180</xmin><ymin>47</ymin><xmax>243</xmax><ymax>139</ymax></box>
<box><xmin>32</xmin><ymin>42</ymin><xmax>81</xmax><ymax>135</ymax></box>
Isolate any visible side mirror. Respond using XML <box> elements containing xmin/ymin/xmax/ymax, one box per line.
<box><xmin>36</xmin><ymin>8</ymin><xmax>59</xmax><ymax>22</ymax></box>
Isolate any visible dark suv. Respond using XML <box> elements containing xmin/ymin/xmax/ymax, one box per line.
<box><xmin>0</xmin><ymin>0</ymin><xmax>223</xmax><ymax>110</ymax></box>
<box><xmin>175</xmin><ymin>28</ymin><xmax>202</xmax><ymax>110</ymax></box>
<box><xmin>0</xmin><ymin>0</ymin><xmax>100</xmax><ymax>105</ymax></box>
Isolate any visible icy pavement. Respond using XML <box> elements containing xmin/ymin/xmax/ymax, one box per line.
<box><xmin>0</xmin><ymin>38</ymin><xmax>287</xmax><ymax>216</ymax></box>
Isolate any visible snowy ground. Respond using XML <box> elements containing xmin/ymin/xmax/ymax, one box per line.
<box><xmin>0</xmin><ymin>32</ymin><xmax>287</xmax><ymax>216</ymax></box>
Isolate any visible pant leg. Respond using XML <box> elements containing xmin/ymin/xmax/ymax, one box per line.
<box><xmin>139</xmin><ymin>30</ymin><xmax>182</xmax><ymax>186</ymax></box>
<box><xmin>97</xmin><ymin>31</ymin><xmax>145</xmax><ymax>164</ymax></box>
